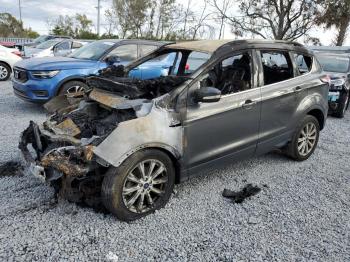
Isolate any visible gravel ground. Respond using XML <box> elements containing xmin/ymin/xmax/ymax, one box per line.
<box><xmin>0</xmin><ymin>80</ymin><xmax>349</xmax><ymax>261</ymax></box>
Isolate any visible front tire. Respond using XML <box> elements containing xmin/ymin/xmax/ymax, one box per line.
<box><xmin>0</xmin><ymin>63</ymin><xmax>11</xmax><ymax>81</ymax></box>
<box><xmin>286</xmin><ymin>115</ymin><xmax>320</xmax><ymax>161</ymax></box>
<box><xmin>102</xmin><ymin>149</ymin><xmax>175</xmax><ymax>221</ymax></box>
<box><xmin>58</xmin><ymin>80</ymin><xmax>88</xmax><ymax>95</ymax></box>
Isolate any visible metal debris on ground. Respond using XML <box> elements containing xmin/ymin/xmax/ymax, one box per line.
<box><xmin>222</xmin><ymin>184</ymin><xmax>261</xmax><ymax>204</ymax></box>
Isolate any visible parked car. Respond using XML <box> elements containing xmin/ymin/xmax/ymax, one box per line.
<box><xmin>19</xmin><ymin>40</ymin><xmax>328</xmax><ymax>221</ymax></box>
<box><xmin>23</xmin><ymin>39</ymin><xmax>90</xmax><ymax>58</ymax></box>
<box><xmin>314</xmin><ymin>53</ymin><xmax>350</xmax><ymax>118</ymax></box>
<box><xmin>12</xmin><ymin>39</ymin><xmax>169</xmax><ymax>103</ymax></box>
<box><xmin>309</xmin><ymin>46</ymin><xmax>350</xmax><ymax>54</ymax></box>
<box><xmin>16</xmin><ymin>35</ymin><xmax>72</xmax><ymax>51</ymax></box>
<box><xmin>0</xmin><ymin>45</ymin><xmax>22</xmax><ymax>81</ymax></box>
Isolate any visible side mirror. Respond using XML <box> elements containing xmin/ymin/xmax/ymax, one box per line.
<box><xmin>193</xmin><ymin>87</ymin><xmax>221</xmax><ymax>103</ymax></box>
<box><xmin>106</xmin><ymin>55</ymin><xmax>121</xmax><ymax>65</ymax></box>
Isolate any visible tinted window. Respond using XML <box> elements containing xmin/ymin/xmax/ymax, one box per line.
<box><xmin>294</xmin><ymin>54</ymin><xmax>313</xmax><ymax>74</ymax></box>
<box><xmin>261</xmin><ymin>51</ymin><xmax>293</xmax><ymax>85</ymax></box>
<box><xmin>139</xmin><ymin>45</ymin><xmax>158</xmax><ymax>57</ymax></box>
<box><xmin>199</xmin><ymin>52</ymin><xmax>252</xmax><ymax>95</ymax></box>
<box><xmin>108</xmin><ymin>44</ymin><xmax>137</xmax><ymax>62</ymax></box>
<box><xmin>316</xmin><ymin>55</ymin><xmax>350</xmax><ymax>73</ymax></box>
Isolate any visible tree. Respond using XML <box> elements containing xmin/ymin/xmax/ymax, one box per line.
<box><xmin>49</xmin><ymin>13</ymin><xmax>98</xmax><ymax>39</ymax></box>
<box><xmin>211</xmin><ymin>0</ymin><xmax>319</xmax><ymax>41</ymax></box>
<box><xmin>316</xmin><ymin>0</ymin><xmax>350</xmax><ymax>46</ymax></box>
<box><xmin>0</xmin><ymin>12</ymin><xmax>39</xmax><ymax>38</ymax></box>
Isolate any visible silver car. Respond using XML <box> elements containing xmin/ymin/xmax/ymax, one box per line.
<box><xmin>20</xmin><ymin>40</ymin><xmax>329</xmax><ymax>221</ymax></box>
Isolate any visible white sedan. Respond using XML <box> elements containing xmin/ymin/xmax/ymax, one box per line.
<box><xmin>0</xmin><ymin>45</ymin><xmax>22</xmax><ymax>81</ymax></box>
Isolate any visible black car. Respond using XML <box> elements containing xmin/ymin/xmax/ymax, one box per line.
<box><xmin>315</xmin><ymin>53</ymin><xmax>350</xmax><ymax>118</ymax></box>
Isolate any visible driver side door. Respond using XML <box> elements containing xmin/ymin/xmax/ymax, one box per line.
<box><xmin>183</xmin><ymin>50</ymin><xmax>261</xmax><ymax>173</ymax></box>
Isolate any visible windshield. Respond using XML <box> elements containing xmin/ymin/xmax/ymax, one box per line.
<box><xmin>317</xmin><ymin>55</ymin><xmax>350</xmax><ymax>73</ymax></box>
<box><xmin>36</xmin><ymin>39</ymin><xmax>62</xmax><ymax>49</ymax></box>
<box><xmin>33</xmin><ymin>35</ymin><xmax>48</xmax><ymax>44</ymax></box>
<box><xmin>69</xmin><ymin>41</ymin><xmax>115</xmax><ymax>60</ymax></box>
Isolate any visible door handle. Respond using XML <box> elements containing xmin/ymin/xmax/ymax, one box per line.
<box><xmin>294</xmin><ymin>86</ymin><xmax>302</xmax><ymax>92</ymax></box>
<box><xmin>242</xmin><ymin>99</ymin><xmax>257</xmax><ymax>109</ymax></box>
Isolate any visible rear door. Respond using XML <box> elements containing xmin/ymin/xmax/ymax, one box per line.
<box><xmin>256</xmin><ymin>49</ymin><xmax>307</xmax><ymax>154</ymax></box>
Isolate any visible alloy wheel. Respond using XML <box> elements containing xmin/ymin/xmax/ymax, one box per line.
<box><xmin>0</xmin><ymin>66</ymin><xmax>8</xmax><ymax>80</ymax></box>
<box><xmin>66</xmin><ymin>85</ymin><xmax>85</xmax><ymax>94</ymax></box>
<box><xmin>122</xmin><ymin>159</ymin><xmax>168</xmax><ymax>213</ymax></box>
<box><xmin>297</xmin><ymin>122</ymin><xmax>317</xmax><ymax>156</ymax></box>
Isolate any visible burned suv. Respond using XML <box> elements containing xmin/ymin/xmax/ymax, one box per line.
<box><xmin>20</xmin><ymin>40</ymin><xmax>328</xmax><ymax>221</ymax></box>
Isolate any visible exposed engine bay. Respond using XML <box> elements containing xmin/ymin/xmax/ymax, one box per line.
<box><xmin>19</xmin><ymin>65</ymin><xmax>188</xmax><ymax>206</ymax></box>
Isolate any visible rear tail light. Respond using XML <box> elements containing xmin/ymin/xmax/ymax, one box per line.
<box><xmin>11</xmin><ymin>50</ymin><xmax>22</xmax><ymax>57</ymax></box>
<box><xmin>320</xmin><ymin>75</ymin><xmax>331</xmax><ymax>85</ymax></box>
<box><xmin>185</xmin><ymin>63</ymin><xmax>190</xmax><ymax>70</ymax></box>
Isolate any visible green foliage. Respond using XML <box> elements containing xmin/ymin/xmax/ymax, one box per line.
<box><xmin>0</xmin><ymin>12</ymin><xmax>39</xmax><ymax>38</ymax></box>
<box><xmin>49</xmin><ymin>13</ymin><xmax>99</xmax><ymax>39</ymax></box>
<box><xmin>316</xmin><ymin>0</ymin><xmax>350</xmax><ymax>45</ymax></box>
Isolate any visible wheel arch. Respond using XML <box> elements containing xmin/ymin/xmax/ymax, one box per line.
<box><xmin>55</xmin><ymin>76</ymin><xmax>87</xmax><ymax>95</ymax></box>
<box><xmin>306</xmin><ymin>108</ymin><xmax>325</xmax><ymax>130</ymax></box>
<box><xmin>0</xmin><ymin>61</ymin><xmax>12</xmax><ymax>73</ymax></box>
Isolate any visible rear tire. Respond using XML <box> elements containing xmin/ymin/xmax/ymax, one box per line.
<box><xmin>102</xmin><ymin>149</ymin><xmax>175</xmax><ymax>221</ymax></box>
<box><xmin>333</xmin><ymin>91</ymin><xmax>349</xmax><ymax>118</ymax></box>
<box><xmin>58</xmin><ymin>80</ymin><xmax>88</xmax><ymax>95</ymax></box>
<box><xmin>285</xmin><ymin>115</ymin><xmax>320</xmax><ymax>161</ymax></box>
<box><xmin>0</xmin><ymin>62</ymin><xmax>11</xmax><ymax>81</ymax></box>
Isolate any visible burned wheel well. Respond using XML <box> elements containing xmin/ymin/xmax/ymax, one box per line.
<box><xmin>307</xmin><ymin>109</ymin><xmax>325</xmax><ymax>130</ymax></box>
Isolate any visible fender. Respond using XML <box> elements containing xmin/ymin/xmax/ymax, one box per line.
<box><xmin>93</xmin><ymin>101</ymin><xmax>183</xmax><ymax>167</ymax></box>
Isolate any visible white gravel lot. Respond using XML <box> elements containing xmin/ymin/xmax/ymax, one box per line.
<box><xmin>0</xmin><ymin>80</ymin><xmax>349</xmax><ymax>261</ymax></box>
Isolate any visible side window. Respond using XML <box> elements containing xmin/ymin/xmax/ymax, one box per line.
<box><xmin>72</xmin><ymin>41</ymin><xmax>83</xmax><ymax>49</ymax></box>
<box><xmin>108</xmin><ymin>44</ymin><xmax>138</xmax><ymax>62</ymax></box>
<box><xmin>198</xmin><ymin>52</ymin><xmax>252</xmax><ymax>95</ymax></box>
<box><xmin>186</xmin><ymin>51</ymin><xmax>211</xmax><ymax>74</ymax></box>
<box><xmin>261</xmin><ymin>51</ymin><xmax>293</xmax><ymax>85</ymax></box>
<box><xmin>294</xmin><ymin>53</ymin><xmax>313</xmax><ymax>75</ymax></box>
<box><xmin>55</xmin><ymin>41</ymin><xmax>70</xmax><ymax>51</ymax></box>
<box><xmin>139</xmin><ymin>45</ymin><xmax>158</xmax><ymax>57</ymax></box>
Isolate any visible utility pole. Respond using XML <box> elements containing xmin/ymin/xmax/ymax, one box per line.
<box><xmin>18</xmin><ymin>0</ymin><xmax>22</xmax><ymax>24</ymax></box>
<box><xmin>96</xmin><ymin>0</ymin><xmax>101</xmax><ymax>36</ymax></box>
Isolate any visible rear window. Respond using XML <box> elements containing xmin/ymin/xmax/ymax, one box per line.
<box><xmin>294</xmin><ymin>53</ymin><xmax>313</xmax><ymax>75</ymax></box>
<box><xmin>317</xmin><ymin>55</ymin><xmax>350</xmax><ymax>73</ymax></box>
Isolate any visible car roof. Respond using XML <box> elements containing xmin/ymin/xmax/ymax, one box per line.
<box><xmin>97</xmin><ymin>39</ymin><xmax>170</xmax><ymax>46</ymax></box>
<box><xmin>165</xmin><ymin>39</ymin><xmax>306</xmax><ymax>54</ymax></box>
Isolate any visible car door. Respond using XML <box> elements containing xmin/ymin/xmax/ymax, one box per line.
<box><xmin>183</xmin><ymin>50</ymin><xmax>261</xmax><ymax>172</ymax></box>
<box><xmin>255</xmin><ymin>49</ymin><xmax>304</xmax><ymax>154</ymax></box>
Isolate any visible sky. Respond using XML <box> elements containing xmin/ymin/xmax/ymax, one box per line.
<box><xmin>0</xmin><ymin>0</ymin><xmax>346</xmax><ymax>46</ymax></box>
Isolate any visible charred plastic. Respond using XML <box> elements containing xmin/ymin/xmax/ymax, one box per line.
<box><xmin>19</xmin><ymin>66</ymin><xmax>188</xmax><ymax>204</ymax></box>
